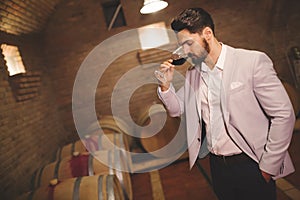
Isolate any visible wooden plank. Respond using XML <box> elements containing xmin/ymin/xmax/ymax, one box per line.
<box><xmin>131</xmin><ymin>151</ymin><xmax>189</xmax><ymax>173</ymax></box>
<box><xmin>150</xmin><ymin>170</ymin><xmax>165</xmax><ymax>200</ymax></box>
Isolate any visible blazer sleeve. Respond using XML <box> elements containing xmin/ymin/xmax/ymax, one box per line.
<box><xmin>157</xmin><ymin>84</ymin><xmax>184</xmax><ymax>117</ymax></box>
<box><xmin>253</xmin><ymin>52</ymin><xmax>296</xmax><ymax>176</ymax></box>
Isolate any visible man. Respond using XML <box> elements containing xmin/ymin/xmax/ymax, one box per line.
<box><xmin>157</xmin><ymin>8</ymin><xmax>295</xmax><ymax>200</ymax></box>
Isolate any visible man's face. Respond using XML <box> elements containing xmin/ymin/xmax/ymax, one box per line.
<box><xmin>176</xmin><ymin>29</ymin><xmax>210</xmax><ymax>65</ymax></box>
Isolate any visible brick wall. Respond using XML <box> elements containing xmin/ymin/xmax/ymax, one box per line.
<box><xmin>0</xmin><ymin>32</ymin><xmax>68</xmax><ymax>199</ymax></box>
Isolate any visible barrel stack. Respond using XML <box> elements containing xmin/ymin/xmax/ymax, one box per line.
<box><xmin>17</xmin><ymin>115</ymin><xmax>133</xmax><ymax>200</ymax></box>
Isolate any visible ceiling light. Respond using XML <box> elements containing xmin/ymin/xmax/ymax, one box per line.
<box><xmin>140</xmin><ymin>0</ymin><xmax>168</xmax><ymax>14</ymax></box>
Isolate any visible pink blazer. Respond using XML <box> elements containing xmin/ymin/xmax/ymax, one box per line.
<box><xmin>158</xmin><ymin>45</ymin><xmax>295</xmax><ymax>179</ymax></box>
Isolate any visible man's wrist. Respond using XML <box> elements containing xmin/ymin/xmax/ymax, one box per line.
<box><xmin>160</xmin><ymin>82</ymin><xmax>170</xmax><ymax>91</ymax></box>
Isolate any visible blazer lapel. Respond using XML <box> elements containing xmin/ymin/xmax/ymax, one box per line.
<box><xmin>185</xmin><ymin>66</ymin><xmax>202</xmax><ymax>129</ymax></box>
<box><xmin>193</xmin><ymin>66</ymin><xmax>202</xmax><ymax>119</ymax></box>
<box><xmin>185</xmin><ymin>66</ymin><xmax>203</xmax><ymax>167</ymax></box>
<box><xmin>221</xmin><ymin>46</ymin><xmax>236</xmax><ymax>126</ymax></box>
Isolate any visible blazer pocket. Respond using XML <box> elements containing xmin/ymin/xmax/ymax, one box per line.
<box><xmin>229</xmin><ymin>84</ymin><xmax>245</xmax><ymax>94</ymax></box>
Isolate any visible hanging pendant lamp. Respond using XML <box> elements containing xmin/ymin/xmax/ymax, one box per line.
<box><xmin>140</xmin><ymin>0</ymin><xmax>168</xmax><ymax>14</ymax></box>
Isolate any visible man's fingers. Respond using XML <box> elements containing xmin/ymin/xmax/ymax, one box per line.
<box><xmin>160</xmin><ymin>62</ymin><xmax>174</xmax><ymax>71</ymax></box>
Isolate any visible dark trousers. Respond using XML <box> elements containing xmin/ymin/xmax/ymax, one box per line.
<box><xmin>210</xmin><ymin>153</ymin><xmax>276</xmax><ymax>200</ymax></box>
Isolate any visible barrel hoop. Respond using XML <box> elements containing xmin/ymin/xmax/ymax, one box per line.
<box><xmin>36</xmin><ymin>165</ymin><xmax>45</xmax><ymax>188</ymax></box>
<box><xmin>114</xmin><ymin>132</ymin><xmax>126</xmax><ymax>150</ymax></box>
<box><xmin>114</xmin><ymin>148</ymin><xmax>120</xmax><ymax>171</ymax></box>
<box><xmin>106</xmin><ymin>175</ymin><xmax>115</xmax><ymax>200</ymax></box>
<box><xmin>114</xmin><ymin>150</ymin><xmax>128</xmax><ymax>200</ymax></box>
<box><xmin>108</xmin><ymin>150</ymin><xmax>113</xmax><ymax>175</ymax></box>
<box><xmin>30</xmin><ymin>169</ymin><xmax>38</xmax><ymax>189</ymax></box>
<box><xmin>56</xmin><ymin>147</ymin><xmax>62</xmax><ymax>160</ymax></box>
<box><xmin>89</xmin><ymin>137</ymin><xmax>99</xmax><ymax>151</ymax></box>
<box><xmin>84</xmin><ymin>138</ymin><xmax>91</xmax><ymax>153</ymax></box>
<box><xmin>53</xmin><ymin>159</ymin><xmax>61</xmax><ymax>179</ymax></box>
<box><xmin>27</xmin><ymin>191</ymin><xmax>35</xmax><ymax>200</ymax></box>
<box><xmin>98</xmin><ymin>175</ymin><xmax>104</xmax><ymax>200</ymax></box>
<box><xmin>113</xmin><ymin>133</ymin><xmax>116</xmax><ymax>150</ymax></box>
<box><xmin>119</xmin><ymin>135</ymin><xmax>124</xmax><ymax>149</ymax></box>
<box><xmin>72</xmin><ymin>177</ymin><xmax>82</xmax><ymax>200</ymax></box>
<box><xmin>71</xmin><ymin>142</ymin><xmax>75</xmax><ymax>156</ymax></box>
<box><xmin>118</xmin><ymin>135</ymin><xmax>129</xmax><ymax>171</ymax></box>
<box><xmin>88</xmin><ymin>154</ymin><xmax>94</xmax><ymax>176</ymax></box>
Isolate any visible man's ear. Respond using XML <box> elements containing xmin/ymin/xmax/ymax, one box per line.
<box><xmin>202</xmin><ymin>27</ymin><xmax>213</xmax><ymax>41</ymax></box>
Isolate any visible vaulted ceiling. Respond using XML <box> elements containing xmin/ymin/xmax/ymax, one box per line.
<box><xmin>0</xmin><ymin>0</ymin><xmax>64</xmax><ymax>35</ymax></box>
<box><xmin>0</xmin><ymin>0</ymin><xmax>294</xmax><ymax>36</ymax></box>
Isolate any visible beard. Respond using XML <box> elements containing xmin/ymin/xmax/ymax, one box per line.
<box><xmin>189</xmin><ymin>38</ymin><xmax>210</xmax><ymax>65</ymax></box>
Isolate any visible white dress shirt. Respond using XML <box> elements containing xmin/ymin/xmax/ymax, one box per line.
<box><xmin>200</xmin><ymin>44</ymin><xmax>241</xmax><ymax>156</ymax></box>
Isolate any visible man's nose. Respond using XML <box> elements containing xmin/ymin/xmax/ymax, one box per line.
<box><xmin>183</xmin><ymin>45</ymin><xmax>191</xmax><ymax>56</ymax></box>
<box><xmin>182</xmin><ymin>45</ymin><xmax>189</xmax><ymax>55</ymax></box>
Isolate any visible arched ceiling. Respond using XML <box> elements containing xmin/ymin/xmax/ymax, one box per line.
<box><xmin>0</xmin><ymin>0</ymin><xmax>292</xmax><ymax>37</ymax></box>
<box><xmin>0</xmin><ymin>0</ymin><xmax>63</xmax><ymax>35</ymax></box>
<box><xmin>0</xmin><ymin>0</ymin><xmax>124</xmax><ymax>36</ymax></box>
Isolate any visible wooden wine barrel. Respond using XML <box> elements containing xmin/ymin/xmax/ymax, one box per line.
<box><xmin>282</xmin><ymin>82</ymin><xmax>300</xmax><ymax>116</ymax></box>
<box><xmin>89</xmin><ymin>115</ymin><xmax>133</xmax><ymax>148</ymax></box>
<box><xmin>18</xmin><ymin>174</ymin><xmax>124</xmax><ymax>200</ymax></box>
<box><xmin>56</xmin><ymin>132</ymin><xmax>130</xmax><ymax>161</ymax></box>
<box><xmin>33</xmin><ymin>150</ymin><xmax>132</xmax><ymax>200</ymax></box>
<box><xmin>137</xmin><ymin>104</ymin><xmax>182</xmax><ymax>157</ymax></box>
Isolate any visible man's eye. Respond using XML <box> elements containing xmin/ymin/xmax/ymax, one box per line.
<box><xmin>187</xmin><ymin>41</ymin><xmax>193</xmax><ymax>46</ymax></box>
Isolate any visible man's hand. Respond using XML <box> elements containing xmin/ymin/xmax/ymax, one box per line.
<box><xmin>261</xmin><ymin>170</ymin><xmax>272</xmax><ymax>183</ymax></box>
<box><xmin>159</xmin><ymin>59</ymin><xmax>175</xmax><ymax>91</ymax></box>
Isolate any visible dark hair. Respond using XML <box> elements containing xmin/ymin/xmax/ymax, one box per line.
<box><xmin>171</xmin><ymin>8</ymin><xmax>215</xmax><ymax>35</ymax></box>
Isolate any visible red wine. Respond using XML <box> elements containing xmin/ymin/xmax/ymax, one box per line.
<box><xmin>171</xmin><ymin>57</ymin><xmax>186</xmax><ymax>65</ymax></box>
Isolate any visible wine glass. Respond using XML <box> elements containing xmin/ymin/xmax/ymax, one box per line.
<box><xmin>154</xmin><ymin>45</ymin><xmax>188</xmax><ymax>83</ymax></box>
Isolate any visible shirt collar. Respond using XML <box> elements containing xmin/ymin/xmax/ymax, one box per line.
<box><xmin>201</xmin><ymin>43</ymin><xmax>227</xmax><ymax>72</ymax></box>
